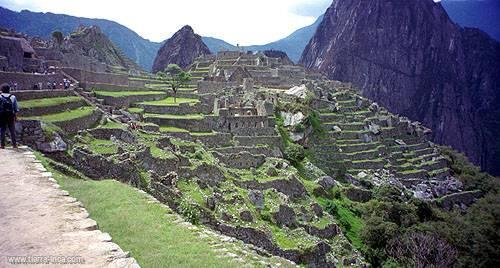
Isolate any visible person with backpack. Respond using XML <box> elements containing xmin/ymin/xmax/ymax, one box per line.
<box><xmin>0</xmin><ymin>83</ymin><xmax>19</xmax><ymax>149</ymax></box>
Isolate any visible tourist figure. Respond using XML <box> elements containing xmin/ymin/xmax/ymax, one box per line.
<box><xmin>0</xmin><ymin>83</ymin><xmax>19</xmax><ymax>149</ymax></box>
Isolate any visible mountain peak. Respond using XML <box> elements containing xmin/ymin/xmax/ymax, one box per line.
<box><xmin>152</xmin><ymin>25</ymin><xmax>211</xmax><ymax>72</ymax></box>
<box><xmin>179</xmin><ymin>25</ymin><xmax>194</xmax><ymax>33</ymax></box>
<box><xmin>300</xmin><ymin>0</ymin><xmax>500</xmax><ymax>175</ymax></box>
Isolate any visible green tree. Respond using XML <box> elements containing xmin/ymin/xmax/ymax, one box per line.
<box><xmin>157</xmin><ymin>64</ymin><xmax>191</xmax><ymax>103</ymax></box>
<box><xmin>52</xmin><ymin>31</ymin><xmax>64</xmax><ymax>46</ymax></box>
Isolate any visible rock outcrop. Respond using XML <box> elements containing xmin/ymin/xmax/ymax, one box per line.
<box><xmin>299</xmin><ymin>0</ymin><xmax>500</xmax><ymax>175</ymax></box>
<box><xmin>59</xmin><ymin>25</ymin><xmax>142</xmax><ymax>72</ymax></box>
<box><xmin>152</xmin><ymin>25</ymin><xmax>211</xmax><ymax>73</ymax></box>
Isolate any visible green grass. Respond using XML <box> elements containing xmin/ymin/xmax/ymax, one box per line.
<box><xmin>127</xmin><ymin>107</ymin><xmax>144</xmax><ymax>114</ymax></box>
<box><xmin>160</xmin><ymin>126</ymin><xmax>189</xmax><ymax>133</ymax></box>
<box><xmin>100</xmin><ymin>119</ymin><xmax>125</xmax><ymax>129</ymax></box>
<box><xmin>20</xmin><ymin>96</ymin><xmax>83</xmax><ymax>109</ymax></box>
<box><xmin>145</xmin><ymin>114</ymin><xmax>204</xmax><ymax>120</ymax></box>
<box><xmin>317</xmin><ymin>196</ymin><xmax>364</xmax><ymax>249</ymax></box>
<box><xmin>150</xmin><ymin>145</ymin><xmax>176</xmax><ymax>160</ymax></box>
<box><xmin>24</xmin><ymin>107</ymin><xmax>95</xmax><ymax>123</ymax></box>
<box><xmin>35</xmin><ymin>155</ymin><xmax>243</xmax><ymax>268</ymax></box>
<box><xmin>89</xmin><ymin>139</ymin><xmax>118</xmax><ymax>155</ymax></box>
<box><xmin>191</xmin><ymin>132</ymin><xmax>215</xmax><ymax>136</ymax></box>
<box><xmin>139</xmin><ymin>97</ymin><xmax>200</xmax><ymax>106</ymax></box>
<box><xmin>94</xmin><ymin>90</ymin><xmax>165</xmax><ymax>97</ymax></box>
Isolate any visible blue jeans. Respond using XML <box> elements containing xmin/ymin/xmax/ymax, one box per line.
<box><xmin>0</xmin><ymin>114</ymin><xmax>16</xmax><ymax>148</ymax></box>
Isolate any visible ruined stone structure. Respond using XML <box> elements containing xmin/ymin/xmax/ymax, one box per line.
<box><xmin>188</xmin><ymin>50</ymin><xmax>306</xmax><ymax>89</ymax></box>
<box><xmin>6</xmin><ymin>27</ymin><xmax>487</xmax><ymax>268</ymax></box>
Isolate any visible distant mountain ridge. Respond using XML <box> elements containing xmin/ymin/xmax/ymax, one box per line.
<box><xmin>200</xmin><ymin>15</ymin><xmax>324</xmax><ymax>63</ymax></box>
<box><xmin>0</xmin><ymin>7</ymin><xmax>161</xmax><ymax>71</ymax></box>
<box><xmin>0</xmin><ymin>6</ymin><xmax>320</xmax><ymax>70</ymax></box>
<box><xmin>0</xmin><ymin>2</ymin><xmax>497</xmax><ymax>71</ymax></box>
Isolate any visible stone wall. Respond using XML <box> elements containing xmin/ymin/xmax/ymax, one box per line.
<box><xmin>213</xmin><ymin>151</ymin><xmax>266</xmax><ymax>169</ymax></box>
<box><xmin>138</xmin><ymin>102</ymin><xmax>212</xmax><ymax>115</ymax></box>
<box><xmin>198</xmin><ymin>81</ymin><xmax>239</xmax><ymax>94</ymax></box>
<box><xmin>61</xmin><ymin>68</ymin><xmax>128</xmax><ymax>85</ymax></box>
<box><xmin>100</xmin><ymin>93</ymin><xmax>167</xmax><ymax>108</ymax></box>
<box><xmin>0</xmin><ymin>71</ymin><xmax>64</xmax><ymax>90</ymax></box>
<box><xmin>219</xmin><ymin>116</ymin><xmax>271</xmax><ymax>132</ymax></box>
<box><xmin>85</xmin><ymin>82</ymin><xmax>134</xmax><ymax>91</ymax></box>
<box><xmin>86</xmin><ymin>128</ymin><xmax>136</xmax><ymax>143</ymax></box>
<box><xmin>146</xmin><ymin>116</ymin><xmax>216</xmax><ymax>132</ymax></box>
<box><xmin>53</xmin><ymin>110</ymin><xmax>103</xmax><ymax>134</ymax></box>
<box><xmin>15</xmin><ymin>89</ymin><xmax>76</xmax><ymax>100</ymax></box>
<box><xmin>15</xmin><ymin>119</ymin><xmax>46</xmax><ymax>148</ymax></box>
<box><xmin>213</xmin><ymin>146</ymin><xmax>282</xmax><ymax>158</ymax></box>
<box><xmin>19</xmin><ymin>100</ymin><xmax>87</xmax><ymax>117</ymax></box>
<box><xmin>231</xmin><ymin>127</ymin><xmax>277</xmax><ymax>136</ymax></box>
<box><xmin>160</xmin><ymin>132</ymin><xmax>232</xmax><ymax>148</ymax></box>
<box><xmin>235</xmin><ymin>135</ymin><xmax>283</xmax><ymax>148</ymax></box>
<box><xmin>128</xmin><ymin>79</ymin><xmax>146</xmax><ymax>88</ymax></box>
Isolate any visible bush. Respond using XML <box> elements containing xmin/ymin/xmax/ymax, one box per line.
<box><xmin>292</xmin><ymin>123</ymin><xmax>305</xmax><ymax>132</ymax></box>
<box><xmin>284</xmin><ymin>143</ymin><xmax>305</xmax><ymax>165</ymax></box>
<box><xmin>178</xmin><ymin>199</ymin><xmax>200</xmax><ymax>225</ymax></box>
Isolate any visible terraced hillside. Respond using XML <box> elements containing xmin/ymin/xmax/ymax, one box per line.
<box><xmin>304</xmin><ymin>81</ymin><xmax>455</xmax><ymax>200</ymax></box>
<box><xmin>16</xmin><ymin>90</ymin><xmax>101</xmax><ymax>137</ymax></box>
<box><xmin>12</xmin><ymin>55</ymin><xmax>496</xmax><ymax>267</ymax></box>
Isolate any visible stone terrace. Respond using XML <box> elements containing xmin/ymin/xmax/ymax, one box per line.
<box><xmin>307</xmin><ymin>81</ymin><xmax>453</xmax><ymax>198</ymax></box>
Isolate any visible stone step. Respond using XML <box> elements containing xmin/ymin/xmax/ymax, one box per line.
<box><xmin>395</xmin><ymin>169</ymin><xmax>428</xmax><ymax>179</ymax></box>
<box><xmin>233</xmin><ymin>136</ymin><xmax>283</xmax><ymax>149</ymax></box>
<box><xmin>212</xmin><ymin>146</ymin><xmax>282</xmax><ymax>158</ymax></box>
<box><xmin>348</xmin><ymin>159</ymin><xmax>385</xmax><ymax>170</ymax></box>
<box><xmin>327</xmin><ymin>130</ymin><xmax>368</xmax><ymax>140</ymax></box>
<box><xmin>338</xmin><ymin>142</ymin><xmax>381</xmax><ymax>153</ymax></box>
<box><xmin>323</xmin><ymin>122</ymin><xmax>366</xmax><ymax>131</ymax></box>
<box><xmin>428</xmin><ymin>167</ymin><xmax>450</xmax><ymax>178</ymax></box>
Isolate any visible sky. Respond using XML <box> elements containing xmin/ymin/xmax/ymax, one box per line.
<box><xmin>0</xmin><ymin>0</ymin><xmax>331</xmax><ymax>45</ymax></box>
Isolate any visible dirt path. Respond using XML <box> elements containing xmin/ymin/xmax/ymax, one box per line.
<box><xmin>0</xmin><ymin>148</ymin><xmax>139</xmax><ymax>267</ymax></box>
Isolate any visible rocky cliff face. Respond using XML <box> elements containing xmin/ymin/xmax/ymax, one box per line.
<box><xmin>300</xmin><ymin>0</ymin><xmax>500</xmax><ymax>175</ymax></box>
<box><xmin>152</xmin><ymin>25</ymin><xmax>211</xmax><ymax>73</ymax></box>
<box><xmin>59</xmin><ymin>25</ymin><xmax>142</xmax><ymax>73</ymax></box>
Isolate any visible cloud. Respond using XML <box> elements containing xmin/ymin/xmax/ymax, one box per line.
<box><xmin>0</xmin><ymin>0</ymin><xmax>328</xmax><ymax>45</ymax></box>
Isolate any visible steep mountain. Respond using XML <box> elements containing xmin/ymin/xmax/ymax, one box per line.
<box><xmin>442</xmin><ymin>0</ymin><xmax>500</xmax><ymax>41</ymax></box>
<box><xmin>56</xmin><ymin>25</ymin><xmax>142</xmax><ymax>72</ymax></box>
<box><xmin>152</xmin><ymin>25</ymin><xmax>211</xmax><ymax>73</ymax></box>
<box><xmin>299</xmin><ymin>0</ymin><xmax>500</xmax><ymax>175</ymax></box>
<box><xmin>1</xmin><ymin>2</ymin><xmax>498</xmax><ymax>71</ymax></box>
<box><xmin>0</xmin><ymin>7</ymin><xmax>160</xmax><ymax>71</ymax></box>
<box><xmin>201</xmin><ymin>36</ymin><xmax>237</xmax><ymax>53</ymax></box>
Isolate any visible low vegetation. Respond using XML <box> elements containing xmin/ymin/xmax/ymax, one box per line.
<box><xmin>24</xmin><ymin>107</ymin><xmax>95</xmax><ymax>122</ymax></box>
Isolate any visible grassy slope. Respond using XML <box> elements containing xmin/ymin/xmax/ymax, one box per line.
<box><xmin>94</xmin><ymin>90</ymin><xmax>165</xmax><ymax>97</ymax></box>
<box><xmin>36</xmin><ymin>155</ymin><xmax>243</xmax><ymax>268</ymax></box>
<box><xmin>20</xmin><ymin>96</ymin><xmax>83</xmax><ymax>108</ymax></box>
<box><xmin>23</xmin><ymin>107</ymin><xmax>95</xmax><ymax>122</ymax></box>
<box><xmin>145</xmin><ymin>114</ymin><xmax>204</xmax><ymax>120</ymax></box>
<box><xmin>139</xmin><ymin>97</ymin><xmax>200</xmax><ymax>106</ymax></box>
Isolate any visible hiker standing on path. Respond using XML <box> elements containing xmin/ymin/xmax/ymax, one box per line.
<box><xmin>0</xmin><ymin>83</ymin><xmax>19</xmax><ymax>149</ymax></box>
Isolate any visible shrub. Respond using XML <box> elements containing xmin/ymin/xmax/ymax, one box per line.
<box><xmin>178</xmin><ymin>199</ymin><xmax>200</xmax><ymax>225</ymax></box>
<box><xmin>284</xmin><ymin>143</ymin><xmax>305</xmax><ymax>165</ymax></box>
<box><xmin>292</xmin><ymin>123</ymin><xmax>305</xmax><ymax>132</ymax></box>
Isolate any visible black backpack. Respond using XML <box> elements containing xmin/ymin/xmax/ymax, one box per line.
<box><xmin>0</xmin><ymin>94</ymin><xmax>14</xmax><ymax>116</ymax></box>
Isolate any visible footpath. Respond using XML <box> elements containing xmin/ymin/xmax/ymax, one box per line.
<box><xmin>0</xmin><ymin>147</ymin><xmax>139</xmax><ymax>267</ymax></box>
